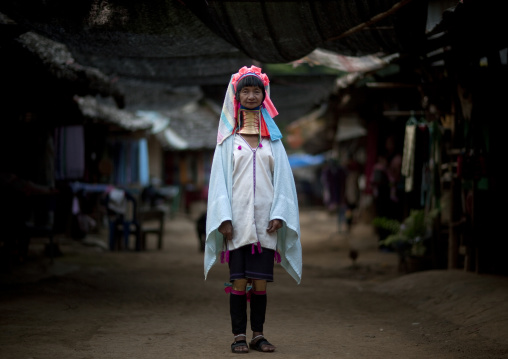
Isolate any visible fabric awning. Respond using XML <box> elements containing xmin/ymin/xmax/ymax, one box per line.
<box><xmin>295</xmin><ymin>48</ymin><xmax>399</xmax><ymax>74</ymax></box>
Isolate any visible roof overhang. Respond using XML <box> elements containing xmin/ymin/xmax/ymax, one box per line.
<box><xmin>74</xmin><ymin>96</ymin><xmax>152</xmax><ymax>132</ymax></box>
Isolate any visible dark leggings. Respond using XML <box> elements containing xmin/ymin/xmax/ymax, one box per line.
<box><xmin>230</xmin><ymin>290</ymin><xmax>267</xmax><ymax>334</ymax></box>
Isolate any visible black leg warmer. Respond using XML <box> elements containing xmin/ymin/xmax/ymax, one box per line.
<box><xmin>250</xmin><ymin>292</ymin><xmax>267</xmax><ymax>333</ymax></box>
<box><xmin>230</xmin><ymin>293</ymin><xmax>247</xmax><ymax>334</ymax></box>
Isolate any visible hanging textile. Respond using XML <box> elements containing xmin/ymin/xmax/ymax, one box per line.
<box><xmin>429</xmin><ymin>121</ymin><xmax>443</xmax><ymax>209</ymax></box>
<box><xmin>109</xmin><ymin>138</ymin><xmax>149</xmax><ymax>186</ymax></box>
<box><xmin>138</xmin><ymin>138</ymin><xmax>149</xmax><ymax>186</ymax></box>
<box><xmin>54</xmin><ymin>125</ymin><xmax>85</xmax><ymax>180</ymax></box>
<box><xmin>401</xmin><ymin>124</ymin><xmax>416</xmax><ymax>192</ymax></box>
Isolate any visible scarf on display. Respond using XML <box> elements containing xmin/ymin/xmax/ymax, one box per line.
<box><xmin>216</xmin><ymin>65</ymin><xmax>282</xmax><ymax>144</ymax></box>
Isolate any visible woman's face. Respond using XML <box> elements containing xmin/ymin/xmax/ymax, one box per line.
<box><xmin>238</xmin><ymin>86</ymin><xmax>263</xmax><ymax>109</ymax></box>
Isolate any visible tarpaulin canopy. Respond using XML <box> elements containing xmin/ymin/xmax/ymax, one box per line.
<box><xmin>288</xmin><ymin>153</ymin><xmax>326</xmax><ymax>169</ymax></box>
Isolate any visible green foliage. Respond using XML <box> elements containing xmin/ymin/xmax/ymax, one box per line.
<box><xmin>374</xmin><ymin>209</ymin><xmax>439</xmax><ymax>257</ymax></box>
<box><xmin>265</xmin><ymin>63</ymin><xmax>345</xmax><ymax>76</ymax></box>
<box><xmin>372</xmin><ymin>217</ymin><xmax>400</xmax><ymax>235</ymax></box>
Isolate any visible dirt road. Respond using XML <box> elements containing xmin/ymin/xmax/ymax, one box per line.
<box><xmin>1</xmin><ymin>207</ymin><xmax>508</xmax><ymax>358</ymax></box>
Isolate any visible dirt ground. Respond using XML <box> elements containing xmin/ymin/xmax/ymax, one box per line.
<box><xmin>1</xmin><ymin>205</ymin><xmax>508</xmax><ymax>359</ymax></box>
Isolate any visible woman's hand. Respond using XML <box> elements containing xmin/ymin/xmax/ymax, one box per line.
<box><xmin>266</xmin><ymin>219</ymin><xmax>282</xmax><ymax>234</ymax></box>
<box><xmin>218</xmin><ymin>220</ymin><xmax>233</xmax><ymax>241</ymax></box>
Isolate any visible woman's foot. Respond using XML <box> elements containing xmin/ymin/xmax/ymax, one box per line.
<box><xmin>250</xmin><ymin>333</ymin><xmax>276</xmax><ymax>352</ymax></box>
<box><xmin>231</xmin><ymin>334</ymin><xmax>249</xmax><ymax>353</ymax></box>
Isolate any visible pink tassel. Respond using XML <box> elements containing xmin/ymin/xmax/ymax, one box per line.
<box><xmin>274</xmin><ymin>251</ymin><xmax>281</xmax><ymax>263</ymax></box>
<box><xmin>257</xmin><ymin>241</ymin><xmax>262</xmax><ymax>253</ymax></box>
<box><xmin>224</xmin><ymin>286</ymin><xmax>232</xmax><ymax>294</ymax></box>
<box><xmin>225</xmin><ymin>250</ymin><xmax>230</xmax><ymax>263</ymax></box>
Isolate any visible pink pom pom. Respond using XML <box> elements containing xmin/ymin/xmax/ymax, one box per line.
<box><xmin>238</xmin><ymin>145</ymin><xmax>242</xmax><ymax>150</ymax></box>
<box><xmin>259</xmin><ymin>143</ymin><xmax>263</xmax><ymax>148</ymax></box>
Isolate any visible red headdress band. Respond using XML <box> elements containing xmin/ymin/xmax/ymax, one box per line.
<box><xmin>231</xmin><ymin>65</ymin><xmax>270</xmax><ymax>90</ymax></box>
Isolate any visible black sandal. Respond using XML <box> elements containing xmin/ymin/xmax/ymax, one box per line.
<box><xmin>249</xmin><ymin>335</ymin><xmax>275</xmax><ymax>352</ymax></box>
<box><xmin>231</xmin><ymin>334</ymin><xmax>249</xmax><ymax>354</ymax></box>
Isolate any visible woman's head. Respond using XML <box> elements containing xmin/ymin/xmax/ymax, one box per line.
<box><xmin>235</xmin><ymin>75</ymin><xmax>266</xmax><ymax>109</ymax></box>
<box><xmin>215</xmin><ymin>65</ymin><xmax>280</xmax><ymax>145</ymax></box>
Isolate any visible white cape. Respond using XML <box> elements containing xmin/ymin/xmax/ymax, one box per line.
<box><xmin>204</xmin><ymin>135</ymin><xmax>302</xmax><ymax>284</ymax></box>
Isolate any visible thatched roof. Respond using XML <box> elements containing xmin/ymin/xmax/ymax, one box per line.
<box><xmin>74</xmin><ymin>96</ymin><xmax>153</xmax><ymax>132</ymax></box>
<box><xmin>156</xmin><ymin>100</ymin><xmax>221</xmax><ymax>151</ymax></box>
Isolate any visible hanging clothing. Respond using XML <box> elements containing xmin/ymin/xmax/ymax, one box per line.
<box><xmin>109</xmin><ymin>138</ymin><xmax>149</xmax><ymax>186</ymax></box>
<box><xmin>402</xmin><ymin>124</ymin><xmax>416</xmax><ymax>192</ymax></box>
<box><xmin>138</xmin><ymin>138</ymin><xmax>149</xmax><ymax>186</ymax></box>
<box><xmin>54</xmin><ymin>125</ymin><xmax>85</xmax><ymax>180</ymax></box>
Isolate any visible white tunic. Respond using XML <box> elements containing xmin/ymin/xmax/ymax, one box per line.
<box><xmin>230</xmin><ymin>134</ymin><xmax>277</xmax><ymax>250</ymax></box>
